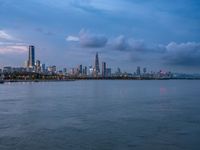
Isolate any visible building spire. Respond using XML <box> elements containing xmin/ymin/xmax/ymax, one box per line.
<box><xmin>94</xmin><ymin>52</ymin><xmax>100</xmax><ymax>76</ymax></box>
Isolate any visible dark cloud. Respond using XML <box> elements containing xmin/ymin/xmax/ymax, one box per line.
<box><xmin>79</xmin><ymin>29</ymin><xmax>108</xmax><ymax>48</ymax></box>
<box><xmin>127</xmin><ymin>41</ymin><xmax>200</xmax><ymax>67</ymax></box>
<box><xmin>66</xmin><ymin>29</ymin><xmax>108</xmax><ymax>48</ymax></box>
<box><xmin>66</xmin><ymin>30</ymin><xmax>200</xmax><ymax>68</ymax></box>
<box><xmin>110</xmin><ymin>35</ymin><xmax>129</xmax><ymax>51</ymax></box>
<box><xmin>109</xmin><ymin>35</ymin><xmax>146</xmax><ymax>51</ymax></box>
<box><xmin>163</xmin><ymin>42</ymin><xmax>200</xmax><ymax>66</ymax></box>
<box><xmin>109</xmin><ymin>35</ymin><xmax>164</xmax><ymax>53</ymax></box>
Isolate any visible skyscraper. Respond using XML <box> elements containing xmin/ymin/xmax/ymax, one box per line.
<box><xmin>136</xmin><ymin>66</ymin><xmax>141</xmax><ymax>76</ymax></box>
<box><xmin>28</xmin><ymin>45</ymin><xmax>35</xmax><ymax>68</ymax></box>
<box><xmin>41</xmin><ymin>64</ymin><xmax>46</xmax><ymax>73</ymax></box>
<box><xmin>143</xmin><ymin>67</ymin><xmax>147</xmax><ymax>74</ymax></box>
<box><xmin>82</xmin><ymin>66</ymin><xmax>87</xmax><ymax>76</ymax></box>
<box><xmin>94</xmin><ymin>52</ymin><xmax>100</xmax><ymax>76</ymax></box>
<box><xmin>78</xmin><ymin>64</ymin><xmax>83</xmax><ymax>75</ymax></box>
<box><xmin>106</xmin><ymin>68</ymin><xmax>112</xmax><ymax>77</ymax></box>
<box><xmin>35</xmin><ymin>60</ymin><xmax>41</xmax><ymax>72</ymax></box>
<box><xmin>102</xmin><ymin>62</ymin><xmax>106</xmax><ymax>77</ymax></box>
<box><xmin>89</xmin><ymin>66</ymin><xmax>93</xmax><ymax>76</ymax></box>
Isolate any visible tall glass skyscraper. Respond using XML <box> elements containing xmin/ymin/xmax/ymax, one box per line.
<box><xmin>102</xmin><ymin>61</ymin><xmax>106</xmax><ymax>77</ymax></box>
<box><xmin>94</xmin><ymin>52</ymin><xmax>100</xmax><ymax>76</ymax></box>
<box><xmin>28</xmin><ymin>45</ymin><xmax>35</xmax><ymax>68</ymax></box>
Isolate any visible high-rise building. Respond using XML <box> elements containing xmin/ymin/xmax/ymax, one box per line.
<box><xmin>82</xmin><ymin>66</ymin><xmax>87</xmax><ymax>76</ymax></box>
<box><xmin>70</xmin><ymin>68</ymin><xmax>76</xmax><ymax>76</ymax></box>
<box><xmin>143</xmin><ymin>68</ymin><xmax>147</xmax><ymax>74</ymax></box>
<box><xmin>106</xmin><ymin>68</ymin><xmax>112</xmax><ymax>77</ymax></box>
<box><xmin>28</xmin><ymin>45</ymin><xmax>35</xmax><ymax>68</ymax></box>
<box><xmin>102</xmin><ymin>62</ymin><xmax>106</xmax><ymax>77</ymax></box>
<box><xmin>41</xmin><ymin>64</ymin><xmax>46</xmax><ymax>73</ymax></box>
<box><xmin>24</xmin><ymin>60</ymin><xmax>28</xmax><ymax>68</ymax></box>
<box><xmin>78</xmin><ymin>64</ymin><xmax>83</xmax><ymax>75</ymax></box>
<box><xmin>115</xmin><ymin>67</ymin><xmax>121</xmax><ymax>76</ymax></box>
<box><xmin>63</xmin><ymin>68</ymin><xmax>67</xmax><ymax>74</ymax></box>
<box><xmin>136</xmin><ymin>66</ymin><xmax>141</xmax><ymax>76</ymax></box>
<box><xmin>89</xmin><ymin>66</ymin><xmax>93</xmax><ymax>76</ymax></box>
<box><xmin>94</xmin><ymin>52</ymin><xmax>100</xmax><ymax>76</ymax></box>
<box><xmin>84</xmin><ymin>66</ymin><xmax>87</xmax><ymax>75</ymax></box>
<box><xmin>35</xmin><ymin>60</ymin><xmax>41</xmax><ymax>72</ymax></box>
<box><xmin>47</xmin><ymin>66</ymin><xmax>56</xmax><ymax>74</ymax></box>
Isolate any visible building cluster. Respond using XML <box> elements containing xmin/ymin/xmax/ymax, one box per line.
<box><xmin>1</xmin><ymin>45</ymin><xmax>55</xmax><ymax>75</ymax></box>
<box><xmin>65</xmin><ymin>52</ymin><xmax>112</xmax><ymax>77</ymax></box>
<box><xmin>0</xmin><ymin>45</ymin><xmax>175</xmax><ymax>79</ymax></box>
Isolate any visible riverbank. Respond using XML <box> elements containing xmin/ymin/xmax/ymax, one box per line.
<box><xmin>1</xmin><ymin>77</ymin><xmax>200</xmax><ymax>83</ymax></box>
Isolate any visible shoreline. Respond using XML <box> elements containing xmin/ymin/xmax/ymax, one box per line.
<box><xmin>1</xmin><ymin>77</ymin><xmax>200</xmax><ymax>83</ymax></box>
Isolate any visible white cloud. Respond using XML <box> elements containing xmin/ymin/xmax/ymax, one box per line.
<box><xmin>66</xmin><ymin>35</ymin><xmax>80</xmax><ymax>42</ymax></box>
<box><xmin>0</xmin><ymin>45</ymin><xmax>28</xmax><ymax>54</ymax></box>
<box><xmin>166</xmin><ymin>42</ymin><xmax>200</xmax><ymax>52</ymax></box>
<box><xmin>109</xmin><ymin>35</ymin><xmax>129</xmax><ymax>51</ymax></box>
<box><xmin>0</xmin><ymin>30</ymin><xmax>27</xmax><ymax>54</ymax></box>
<box><xmin>0</xmin><ymin>30</ymin><xmax>13</xmax><ymax>40</ymax></box>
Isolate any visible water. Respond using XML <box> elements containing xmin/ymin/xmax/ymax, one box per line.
<box><xmin>0</xmin><ymin>80</ymin><xmax>200</xmax><ymax>150</ymax></box>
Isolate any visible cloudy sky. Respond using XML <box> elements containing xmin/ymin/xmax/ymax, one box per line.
<box><xmin>0</xmin><ymin>0</ymin><xmax>200</xmax><ymax>73</ymax></box>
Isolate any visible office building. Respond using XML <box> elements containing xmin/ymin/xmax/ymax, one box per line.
<box><xmin>24</xmin><ymin>60</ymin><xmax>28</xmax><ymax>68</ymax></box>
<box><xmin>106</xmin><ymin>68</ymin><xmax>112</xmax><ymax>77</ymax></box>
<box><xmin>115</xmin><ymin>67</ymin><xmax>121</xmax><ymax>76</ymax></box>
<box><xmin>102</xmin><ymin>62</ymin><xmax>106</xmax><ymax>77</ymax></box>
<box><xmin>78</xmin><ymin>64</ymin><xmax>83</xmax><ymax>75</ymax></box>
<box><xmin>136</xmin><ymin>66</ymin><xmax>141</xmax><ymax>76</ymax></box>
<box><xmin>47</xmin><ymin>66</ymin><xmax>56</xmax><ymax>74</ymax></box>
<box><xmin>28</xmin><ymin>45</ymin><xmax>35</xmax><ymax>68</ymax></box>
<box><xmin>35</xmin><ymin>60</ymin><xmax>41</xmax><ymax>72</ymax></box>
<box><xmin>3</xmin><ymin>66</ymin><xmax>12</xmax><ymax>73</ymax></box>
<box><xmin>12</xmin><ymin>67</ymin><xmax>26</xmax><ymax>73</ymax></box>
<box><xmin>143</xmin><ymin>68</ymin><xmax>147</xmax><ymax>74</ymax></box>
<box><xmin>93</xmin><ymin>52</ymin><xmax>100</xmax><ymax>76</ymax></box>
<box><xmin>63</xmin><ymin>68</ymin><xmax>67</xmax><ymax>74</ymax></box>
<box><xmin>82</xmin><ymin>66</ymin><xmax>87</xmax><ymax>76</ymax></box>
<box><xmin>41</xmin><ymin>64</ymin><xmax>46</xmax><ymax>73</ymax></box>
<box><xmin>88</xmin><ymin>66</ymin><xmax>93</xmax><ymax>76</ymax></box>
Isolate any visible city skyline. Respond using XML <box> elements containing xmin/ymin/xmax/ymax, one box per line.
<box><xmin>0</xmin><ymin>45</ymin><xmax>177</xmax><ymax>81</ymax></box>
<box><xmin>0</xmin><ymin>46</ymin><xmax>175</xmax><ymax>79</ymax></box>
<box><xmin>0</xmin><ymin>0</ymin><xmax>200</xmax><ymax>73</ymax></box>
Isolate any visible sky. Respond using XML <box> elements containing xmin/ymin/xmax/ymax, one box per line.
<box><xmin>0</xmin><ymin>0</ymin><xmax>200</xmax><ymax>73</ymax></box>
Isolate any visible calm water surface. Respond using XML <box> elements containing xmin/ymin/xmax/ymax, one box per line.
<box><xmin>0</xmin><ymin>80</ymin><xmax>200</xmax><ymax>150</ymax></box>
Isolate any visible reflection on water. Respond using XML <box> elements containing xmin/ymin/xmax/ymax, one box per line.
<box><xmin>0</xmin><ymin>80</ymin><xmax>200</xmax><ymax>150</ymax></box>
<box><xmin>160</xmin><ymin>87</ymin><xmax>168</xmax><ymax>95</ymax></box>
